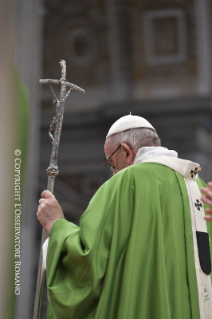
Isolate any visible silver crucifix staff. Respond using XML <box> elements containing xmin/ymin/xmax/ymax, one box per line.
<box><xmin>33</xmin><ymin>60</ymin><xmax>85</xmax><ymax>319</ymax></box>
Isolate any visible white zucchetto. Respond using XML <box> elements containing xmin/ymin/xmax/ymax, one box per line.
<box><xmin>106</xmin><ymin>114</ymin><xmax>155</xmax><ymax>138</ymax></box>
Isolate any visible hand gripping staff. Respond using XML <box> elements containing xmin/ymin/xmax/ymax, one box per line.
<box><xmin>33</xmin><ymin>60</ymin><xmax>85</xmax><ymax>319</ymax></box>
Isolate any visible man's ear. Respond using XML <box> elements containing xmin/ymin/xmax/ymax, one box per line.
<box><xmin>121</xmin><ymin>143</ymin><xmax>137</xmax><ymax>165</ymax></box>
<box><xmin>121</xmin><ymin>143</ymin><xmax>135</xmax><ymax>164</ymax></box>
<box><xmin>121</xmin><ymin>143</ymin><xmax>131</xmax><ymax>156</ymax></box>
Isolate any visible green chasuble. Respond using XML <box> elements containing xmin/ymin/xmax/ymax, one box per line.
<box><xmin>46</xmin><ymin>161</ymin><xmax>212</xmax><ymax>319</ymax></box>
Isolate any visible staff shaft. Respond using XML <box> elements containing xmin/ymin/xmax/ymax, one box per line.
<box><xmin>33</xmin><ymin>177</ymin><xmax>55</xmax><ymax>319</ymax></box>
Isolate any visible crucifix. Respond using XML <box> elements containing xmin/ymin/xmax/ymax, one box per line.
<box><xmin>33</xmin><ymin>60</ymin><xmax>85</xmax><ymax>319</ymax></box>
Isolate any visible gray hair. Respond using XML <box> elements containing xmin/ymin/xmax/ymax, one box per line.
<box><xmin>107</xmin><ymin>128</ymin><xmax>161</xmax><ymax>150</ymax></box>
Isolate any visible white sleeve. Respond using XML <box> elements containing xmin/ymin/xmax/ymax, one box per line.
<box><xmin>42</xmin><ymin>237</ymin><xmax>49</xmax><ymax>270</ymax></box>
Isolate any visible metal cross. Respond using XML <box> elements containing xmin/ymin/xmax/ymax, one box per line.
<box><xmin>39</xmin><ymin>59</ymin><xmax>85</xmax><ymax>180</ymax></box>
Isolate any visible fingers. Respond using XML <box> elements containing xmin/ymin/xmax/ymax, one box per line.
<box><xmin>201</xmin><ymin>186</ymin><xmax>212</xmax><ymax>199</ymax></box>
<box><xmin>39</xmin><ymin>198</ymin><xmax>45</xmax><ymax>205</ymax></box>
<box><xmin>205</xmin><ymin>208</ymin><xmax>212</xmax><ymax>215</ymax></box>
<box><xmin>201</xmin><ymin>195</ymin><xmax>212</xmax><ymax>207</ymax></box>
<box><xmin>201</xmin><ymin>185</ymin><xmax>212</xmax><ymax>207</ymax></box>
<box><xmin>201</xmin><ymin>187</ymin><xmax>210</xmax><ymax>196</ymax></box>
<box><xmin>37</xmin><ymin>190</ymin><xmax>56</xmax><ymax>213</ymax></box>
<box><xmin>36</xmin><ymin>190</ymin><xmax>64</xmax><ymax>234</ymax></box>
<box><xmin>204</xmin><ymin>208</ymin><xmax>212</xmax><ymax>221</ymax></box>
<box><xmin>38</xmin><ymin>191</ymin><xmax>52</xmax><ymax>209</ymax></box>
<box><xmin>201</xmin><ymin>183</ymin><xmax>212</xmax><ymax>222</ymax></box>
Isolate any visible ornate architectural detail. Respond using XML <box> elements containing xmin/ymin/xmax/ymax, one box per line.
<box><xmin>143</xmin><ymin>9</ymin><xmax>187</xmax><ymax>65</ymax></box>
<box><xmin>43</xmin><ymin>0</ymin><xmax>110</xmax><ymax>88</ymax></box>
<box><xmin>64</xmin><ymin>27</ymin><xmax>97</xmax><ymax>66</ymax></box>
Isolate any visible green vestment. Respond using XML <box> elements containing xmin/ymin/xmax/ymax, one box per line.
<box><xmin>46</xmin><ymin>162</ymin><xmax>212</xmax><ymax>319</ymax></box>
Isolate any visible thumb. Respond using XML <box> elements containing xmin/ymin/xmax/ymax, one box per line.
<box><xmin>41</xmin><ymin>190</ymin><xmax>54</xmax><ymax>198</ymax></box>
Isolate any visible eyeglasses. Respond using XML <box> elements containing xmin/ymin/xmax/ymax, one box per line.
<box><xmin>104</xmin><ymin>145</ymin><xmax>121</xmax><ymax>172</ymax></box>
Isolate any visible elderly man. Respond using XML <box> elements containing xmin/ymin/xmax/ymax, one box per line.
<box><xmin>37</xmin><ymin>114</ymin><xmax>212</xmax><ymax>319</ymax></box>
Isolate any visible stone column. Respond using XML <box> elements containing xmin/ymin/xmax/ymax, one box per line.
<box><xmin>194</xmin><ymin>0</ymin><xmax>212</xmax><ymax>94</ymax></box>
<box><xmin>11</xmin><ymin>0</ymin><xmax>44</xmax><ymax>318</ymax></box>
<box><xmin>0</xmin><ymin>1</ymin><xmax>16</xmax><ymax>318</ymax></box>
<box><xmin>105</xmin><ymin>0</ymin><xmax>132</xmax><ymax>100</ymax></box>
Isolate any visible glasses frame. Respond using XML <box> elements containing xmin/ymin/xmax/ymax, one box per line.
<box><xmin>104</xmin><ymin>144</ymin><xmax>121</xmax><ymax>172</ymax></box>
